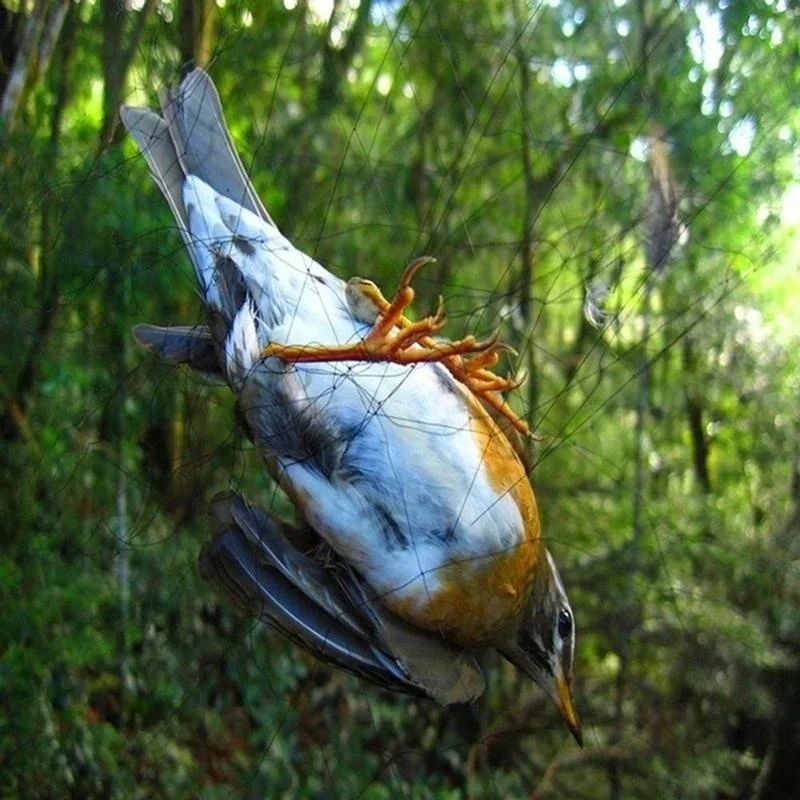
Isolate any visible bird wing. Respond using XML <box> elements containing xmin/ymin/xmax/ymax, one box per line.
<box><xmin>132</xmin><ymin>323</ymin><xmax>222</xmax><ymax>377</ymax></box>
<box><xmin>200</xmin><ymin>494</ymin><xmax>485</xmax><ymax>704</ymax></box>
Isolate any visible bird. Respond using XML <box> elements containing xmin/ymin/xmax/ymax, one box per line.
<box><xmin>120</xmin><ymin>68</ymin><xmax>581</xmax><ymax>745</ymax></box>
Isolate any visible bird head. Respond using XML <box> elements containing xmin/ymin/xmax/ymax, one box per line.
<box><xmin>500</xmin><ymin>550</ymin><xmax>582</xmax><ymax>746</ymax></box>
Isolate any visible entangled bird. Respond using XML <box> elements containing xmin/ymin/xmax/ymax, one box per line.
<box><xmin>121</xmin><ymin>68</ymin><xmax>581</xmax><ymax>745</ymax></box>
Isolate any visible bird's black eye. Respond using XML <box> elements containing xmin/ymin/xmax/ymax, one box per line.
<box><xmin>557</xmin><ymin>609</ymin><xmax>573</xmax><ymax>639</ymax></box>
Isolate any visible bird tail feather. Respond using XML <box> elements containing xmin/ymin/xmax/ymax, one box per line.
<box><xmin>120</xmin><ymin>69</ymin><xmax>277</xmax><ymax>376</ymax></box>
<box><xmin>120</xmin><ymin>69</ymin><xmax>274</xmax><ymax>232</ymax></box>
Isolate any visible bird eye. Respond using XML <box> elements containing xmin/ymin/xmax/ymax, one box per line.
<box><xmin>557</xmin><ymin>609</ymin><xmax>573</xmax><ymax>639</ymax></box>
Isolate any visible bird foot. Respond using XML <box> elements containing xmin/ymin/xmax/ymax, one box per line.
<box><xmin>262</xmin><ymin>256</ymin><xmax>532</xmax><ymax>437</ymax></box>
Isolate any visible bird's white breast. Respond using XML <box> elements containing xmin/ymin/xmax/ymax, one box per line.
<box><xmin>184</xmin><ymin>175</ymin><xmax>527</xmax><ymax>602</ymax></box>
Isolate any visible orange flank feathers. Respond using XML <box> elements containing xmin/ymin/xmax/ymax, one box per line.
<box><xmin>386</xmin><ymin>393</ymin><xmax>542</xmax><ymax>647</ymax></box>
<box><xmin>387</xmin><ymin>537</ymin><xmax>541</xmax><ymax>647</ymax></box>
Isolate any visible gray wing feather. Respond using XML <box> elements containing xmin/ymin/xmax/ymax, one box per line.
<box><xmin>200</xmin><ymin>527</ymin><xmax>412</xmax><ymax>691</ymax></box>
<box><xmin>203</xmin><ymin>495</ymin><xmax>485</xmax><ymax>704</ymax></box>
<box><xmin>132</xmin><ymin>323</ymin><xmax>222</xmax><ymax>376</ymax></box>
<box><xmin>201</xmin><ymin>497</ymin><xmax>418</xmax><ymax>693</ymax></box>
<box><xmin>217</xmin><ymin>495</ymin><xmax>375</xmax><ymax>641</ymax></box>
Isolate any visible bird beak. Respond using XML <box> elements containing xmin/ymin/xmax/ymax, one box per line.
<box><xmin>501</xmin><ymin>646</ymin><xmax>584</xmax><ymax>747</ymax></box>
<box><xmin>554</xmin><ymin>672</ymin><xmax>583</xmax><ymax>747</ymax></box>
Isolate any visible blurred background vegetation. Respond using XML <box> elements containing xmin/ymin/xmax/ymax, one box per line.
<box><xmin>0</xmin><ymin>0</ymin><xmax>798</xmax><ymax>797</ymax></box>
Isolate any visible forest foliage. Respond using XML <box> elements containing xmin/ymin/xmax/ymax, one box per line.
<box><xmin>0</xmin><ymin>0</ymin><xmax>798</xmax><ymax>797</ymax></box>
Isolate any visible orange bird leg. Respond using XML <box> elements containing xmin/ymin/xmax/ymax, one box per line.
<box><xmin>262</xmin><ymin>255</ymin><xmax>533</xmax><ymax>437</ymax></box>
<box><xmin>384</xmin><ymin>335</ymin><xmax>496</xmax><ymax>365</ymax></box>
<box><xmin>461</xmin><ymin>349</ymin><xmax>501</xmax><ymax>372</ymax></box>
<box><xmin>463</xmin><ymin>376</ymin><xmax>518</xmax><ymax>394</ymax></box>
<box><xmin>359</xmin><ymin>255</ymin><xmax>438</xmax><ymax>333</ymax></box>
<box><xmin>367</xmin><ymin>284</ymin><xmax>415</xmax><ymax>340</ymax></box>
<box><xmin>460</xmin><ymin>342</ymin><xmax>518</xmax><ymax>374</ymax></box>
<box><xmin>261</xmin><ymin>324</ymin><xmax>486</xmax><ymax>367</ymax></box>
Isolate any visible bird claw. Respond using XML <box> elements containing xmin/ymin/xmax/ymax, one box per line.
<box><xmin>399</xmin><ymin>255</ymin><xmax>437</xmax><ymax>290</ymax></box>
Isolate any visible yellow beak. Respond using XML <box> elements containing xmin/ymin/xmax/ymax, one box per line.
<box><xmin>555</xmin><ymin>673</ymin><xmax>583</xmax><ymax>747</ymax></box>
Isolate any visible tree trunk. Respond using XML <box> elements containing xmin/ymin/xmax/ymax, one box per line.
<box><xmin>751</xmin><ymin>442</ymin><xmax>800</xmax><ymax>798</ymax></box>
<box><xmin>180</xmin><ymin>0</ymin><xmax>217</xmax><ymax>69</ymax></box>
<box><xmin>99</xmin><ymin>0</ymin><xmax>157</xmax><ymax>146</ymax></box>
<box><xmin>0</xmin><ymin>0</ymin><xmax>69</xmax><ymax>131</ymax></box>
<box><xmin>0</xmin><ymin>0</ymin><xmax>81</xmax><ymax>443</ymax></box>
<box><xmin>609</xmin><ymin>277</ymin><xmax>652</xmax><ymax>800</ymax></box>
<box><xmin>682</xmin><ymin>338</ymin><xmax>711</xmax><ymax>494</ymax></box>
